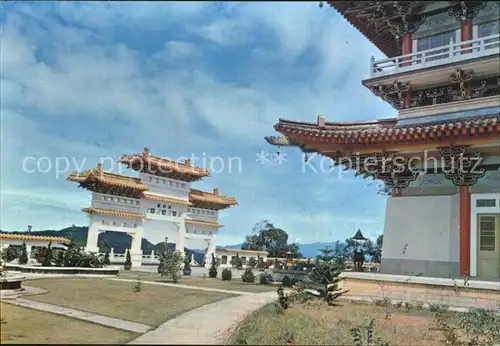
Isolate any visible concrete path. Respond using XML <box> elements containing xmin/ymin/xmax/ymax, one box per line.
<box><xmin>128</xmin><ymin>291</ymin><xmax>277</xmax><ymax>344</ymax></box>
<box><xmin>2</xmin><ymin>298</ymin><xmax>152</xmax><ymax>334</ymax></box>
<box><xmin>107</xmin><ymin>277</ymin><xmax>253</xmax><ymax>295</ymax></box>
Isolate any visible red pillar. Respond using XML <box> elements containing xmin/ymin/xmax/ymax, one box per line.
<box><xmin>459</xmin><ymin>186</ymin><xmax>471</xmax><ymax>276</ymax></box>
<box><xmin>401</xmin><ymin>33</ymin><xmax>413</xmax><ymax>107</ymax></box>
<box><xmin>461</xmin><ymin>18</ymin><xmax>473</xmax><ymax>54</ymax></box>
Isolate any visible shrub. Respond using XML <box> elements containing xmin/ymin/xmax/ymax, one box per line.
<box><xmin>277</xmin><ymin>286</ymin><xmax>291</xmax><ymax>310</ymax></box>
<box><xmin>124</xmin><ymin>249</ymin><xmax>132</xmax><ymax>269</ymax></box>
<box><xmin>103</xmin><ymin>252</ymin><xmax>111</xmax><ymax>266</ymax></box>
<box><xmin>241</xmin><ymin>267</ymin><xmax>255</xmax><ymax>283</ymax></box>
<box><xmin>247</xmin><ymin>257</ymin><xmax>257</xmax><ymax>268</ymax></box>
<box><xmin>259</xmin><ymin>273</ymin><xmax>273</xmax><ymax>284</ymax></box>
<box><xmin>54</xmin><ymin>250</ymin><xmax>65</xmax><ymax>267</ymax></box>
<box><xmin>19</xmin><ymin>242</ymin><xmax>28</xmax><ymax>265</ymax></box>
<box><xmin>2</xmin><ymin>246</ymin><xmax>19</xmax><ymax>262</ymax></box>
<box><xmin>184</xmin><ymin>252</ymin><xmax>191</xmax><ymax>271</ymax></box>
<box><xmin>41</xmin><ymin>242</ymin><xmax>53</xmax><ymax>267</ymax></box>
<box><xmin>158</xmin><ymin>249</ymin><xmax>183</xmax><ymax>283</ymax></box>
<box><xmin>222</xmin><ymin>268</ymin><xmax>232</xmax><ymax>281</ymax></box>
<box><xmin>208</xmin><ymin>253</ymin><xmax>218</xmax><ymax>278</ymax></box>
<box><xmin>282</xmin><ymin>275</ymin><xmax>292</xmax><ymax>287</ymax></box>
<box><xmin>230</xmin><ymin>253</ymin><xmax>243</xmax><ymax>269</ymax></box>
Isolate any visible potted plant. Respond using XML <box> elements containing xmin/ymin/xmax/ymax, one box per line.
<box><xmin>183</xmin><ymin>252</ymin><xmax>192</xmax><ymax>276</ymax></box>
<box><xmin>124</xmin><ymin>249</ymin><xmax>132</xmax><ymax>270</ymax></box>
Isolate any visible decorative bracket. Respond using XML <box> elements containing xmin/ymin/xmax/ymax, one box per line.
<box><xmin>448</xmin><ymin>69</ymin><xmax>474</xmax><ymax>101</ymax></box>
<box><xmin>437</xmin><ymin>145</ymin><xmax>485</xmax><ymax>186</ymax></box>
<box><xmin>448</xmin><ymin>1</ymin><xmax>487</xmax><ymax>21</ymax></box>
<box><xmin>371</xmin><ymin>80</ymin><xmax>411</xmax><ymax>109</ymax></box>
<box><xmin>338</xmin><ymin>152</ymin><xmax>419</xmax><ymax>190</ymax></box>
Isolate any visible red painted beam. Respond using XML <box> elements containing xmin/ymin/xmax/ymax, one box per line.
<box><xmin>459</xmin><ymin>186</ymin><xmax>471</xmax><ymax>276</ymax></box>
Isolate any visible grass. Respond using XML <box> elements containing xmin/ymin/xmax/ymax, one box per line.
<box><xmin>0</xmin><ymin>302</ymin><xmax>136</xmax><ymax>344</ymax></box>
<box><xmin>25</xmin><ymin>278</ymin><xmax>236</xmax><ymax>327</ymax></box>
<box><xmin>229</xmin><ymin>299</ymin><xmax>461</xmax><ymax>345</ymax></box>
<box><xmin>118</xmin><ymin>270</ymin><xmax>277</xmax><ymax>293</ymax></box>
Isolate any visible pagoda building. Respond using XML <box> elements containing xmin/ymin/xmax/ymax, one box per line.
<box><xmin>266</xmin><ymin>1</ymin><xmax>499</xmax><ymax>278</ymax></box>
<box><xmin>68</xmin><ymin>147</ymin><xmax>237</xmax><ymax>267</ymax></box>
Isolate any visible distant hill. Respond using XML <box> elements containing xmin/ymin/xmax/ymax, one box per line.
<box><xmin>219</xmin><ymin>242</ymin><xmax>338</xmax><ymax>259</ymax></box>
<box><xmin>1</xmin><ymin>227</ymin><xmax>353</xmax><ymax>262</ymax></box>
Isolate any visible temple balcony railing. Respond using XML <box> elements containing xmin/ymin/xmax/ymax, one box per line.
<box><xmin>370</xmin><ymin>34</ymin><xmax>500</xmax><ymax>79</ymax></box>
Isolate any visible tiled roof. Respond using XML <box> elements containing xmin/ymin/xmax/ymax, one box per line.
<box><xmin>272</xmin><ymin>116</ymin><xmax>499</xmax><ymax>145</ymax></box>
<box><xmin>216</xmin><ymin>248</ymin><xmax>269</xmax><ymax>255</ymax></box>
<box><xmin>142</xmin><ymin>192</ymin><xmax>191</xmax><ymax>206</ymax></box>
<box><xmin>82</xmin><ymin>208</ymin><xmax>144</xmax><ymax>219</ymax></box>
<box><xmin>0</xmin><ymin>233</ymin><xmax>71</xmax><ymax>244</ymax></box>
<box><xmin>68</xmin><ymin>163</ymin><xmax>147</xmax><ymax>191</ymax></box>
<box><xmin>327</xmin><ymin>1</ymin><xmax>407</xmax><ymax>58</ymax></box>
<box><xmin>189</xmin><ymin>189</ymin><xmax>237</xmax><ymax>208</ymax></box>
<box><xmin>120</xmin><ymin>147</ymin><xmax>210</xmax><ymax>181</ymax></box>
<box><xmin>185</xmin><ymin>219</ymin><xmax>223</xmax><ymax>228</ymax></box>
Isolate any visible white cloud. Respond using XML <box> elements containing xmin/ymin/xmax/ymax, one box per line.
<box><xmin>0</xmin><ymin>2</ymin><xmax>392</xmax><ymax>244</ymax></box>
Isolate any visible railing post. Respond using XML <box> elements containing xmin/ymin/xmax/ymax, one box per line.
<box><xmin>479</xmin><ymin>37</ymin><xmax>485</xmax><ymax>55</ymax></box>
<box><xmin>110</xmin><ymin>247</ymin><xmax>115</xmax><ymax>261</ymax></box>
<box><xmin>449</xmin><ymin>37</ymin><xmax>455</xmax><ymax>60</ymax></box>
<box><xmin>370</xmin><ymin>55</ymin><xmax>375</xmax><ymax>77</ymax></box>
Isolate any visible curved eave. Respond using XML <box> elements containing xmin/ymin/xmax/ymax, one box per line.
<box><xmin>185</xmin><ymin>219</ymin><xmax>223</xmax><ymax>228</ymax></box>
<box><xmin>0</xmin><ymin>233</ymin><xmax>71</xmax><ymax>244</ymax></box>
<box><xmin>67</xmin><ymin>172</ymin><xmax>148</xmax><ymax>193</ymax></box>
<box><xmin>82</xmin><ymin>208</ymin><xmax>144</xmax><ymax>220</ymax></box>
<box><xmin>120</xmin><ymin>156</ymin><xmax>210</xmax><ymax>182</ymax></box>
<box><xmin>273</xmin><ymin>117</ymin><xmax>499</xmax><ymax>146</ymax></box>
<box><xmin>142</xmin><ymin>192</ymin><xmax>191</xmax><ymax>206</ymax></box>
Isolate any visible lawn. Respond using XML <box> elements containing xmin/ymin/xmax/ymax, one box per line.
<box><xmin>118</xmin><ymin>271</ymin><xmax>277</xmax><ymax>293</ymax></box>
<box><xmin>0</xmin><ymin>302</ymin><xmax>136</xmax><ymax>344</ymax></box>
<box><xmin>229</xmin><ymin>299</ymin><xmax>480</xmax><ymax>345</ymax></box>
<box><xmin>25</xmin><ymin>278</ymin><xmax>236</xmax><ymax>327</ymax></box>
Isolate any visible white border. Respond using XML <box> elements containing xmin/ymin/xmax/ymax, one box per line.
<box><xmin>470</xmin><ymin>193</ymin><xmax>500</xmax><ymax>276</ymax></box>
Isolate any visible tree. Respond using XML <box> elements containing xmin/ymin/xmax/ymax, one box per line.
<box><xmin>208</xmin><ymin>253</ymin><xmax>217</xmax><ymax>278</ymax></box>
<box><xmin>54</xmin><ymin>250</ymin><xmax>65</xmax><ymax>266</ymax></box>
<box><xmin>158</xmin><ymin>249</ymin><xmax>183</xmax><ymax>283</ymax></box>
<box><xmin>183</xmin><ymin>252</ymin><xmax>191</xmax><ymax>271</ymax></box>
<box><xmin>241</xmin><ymin>220</ymin><xmax>303</xmax><ymax>258</ymax></box>
<box><xmin>247</xmin><ymin>257</ymin><xmax>257</xmax><ymax>268</ymax></box>
<box><xmin>372</xmin><ymin>235</ymin><xmax>383</xmax><ymax>264</ymax></box>
<box><xmin>308</xmin><ymin>246</ymin><xmax>348</xmax><ymax>306</ymax></box>
<box><xmin>42</xmin><ymin>242</ymin><xmax>53</xmax><ymax>267</ymax></box>
<box><xmin>230</xmin><ymin>253</ymin><xmax>242</xmax><ymax>269</ymax></box>
<box><xmin>103</xmin><ymin>252</ymin><xmax>111</xmax><ymax>265</ymax></box>
<box><xmin>19</xmin><ymin>242</ymin><xmax>28</xmax><ymax>265</ymax></box>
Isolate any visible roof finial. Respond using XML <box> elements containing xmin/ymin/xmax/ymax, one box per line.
<box><xmin>213</xmin><ymin>188</ymin><xmax>219</xmax><ymax>195</ymax></box>
<box><xmin>96</xmin><ymin>162</ymin><xmax>103</xmax><ymax>174</ymax></box>
<box><xmin>185</xmin><ymin>158</ymin><xmax>191</xmax><ymax>166</ymax></box>
<box><xmin>317</xmin><ymin>114</ymin><xmax>326</xmax><ymax>128</ymax></box>
<box><xmin>143</xmin><ymin>147</ymin><xmax>150</xmax><ymax>157</ymax></box>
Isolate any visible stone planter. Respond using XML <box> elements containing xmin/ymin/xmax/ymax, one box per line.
<box><xmin>183</xmin><ymin>268</ymin><xmax>192</xmax><ymax>276</ymax></box>
<box><xmin>0</xmin><ymin>275</ymin><xmax>25</xmax><ymax>290</ymax></box>
<box><xmin>124</xmin><ymin>263</ymin><xmax>132</xmax><ymax>270</ymax></box>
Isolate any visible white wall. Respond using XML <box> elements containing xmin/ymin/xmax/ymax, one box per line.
<box><xmin>142</xmin><ymin>219</ymin><xmax>181</xmax><ymax>247</ymax></box>
<box><xmin>381</xmin><ymin>194</ymin><xmax>459</xmax><ymax>277</ymax></box>
<box><xmin>187</xmin><ymin>207</ymin><xmax>218</xmax><ymax>222</ymax></box>
<box><xmin>140</xmin><ymin>173</ymin><xmax>191</xmax><ymax>199</ymax></box>
<box><xmin>184</xmin><ymin>224</ymin><xmax>216</xmax><ymax>250</ymax></box>
<box><xmin>142</xmin><ymin>199</ymin><xmax>187</xmax><ymax>219</ymax></box>
<box><xmin>91</xmin><ymin>193</ymin><xmax>141</xmax><ymax>213</ymax></box>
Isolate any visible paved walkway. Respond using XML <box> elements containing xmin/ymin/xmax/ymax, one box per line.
<box><xmin>128</xmin><ymin>291</ymin><xmax>277</xmax><ymax>344</ymax></box>
<box><xmin>107</xmin><ymin>278</ymin><xmax>253</xmax><ymax>295</ymax></box>
<box><xmin>2</xmin><ymin>298</ymin><xmax>151</xmax><ymax>334</ymax></box>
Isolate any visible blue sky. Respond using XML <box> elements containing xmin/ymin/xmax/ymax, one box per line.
<box><xmin>0</xmin><ymin>1</ymin><xmax>396</xmax><ymax>245</ymax></box>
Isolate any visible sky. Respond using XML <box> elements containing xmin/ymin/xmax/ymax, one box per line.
<box><xmin>0</xmin><ymin>1</ymin><xmax>397</xmax><ymax>246</ymax></box>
